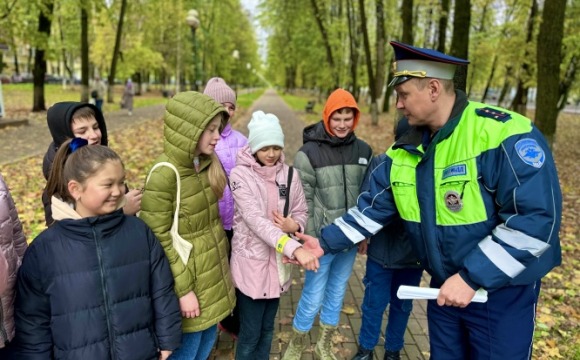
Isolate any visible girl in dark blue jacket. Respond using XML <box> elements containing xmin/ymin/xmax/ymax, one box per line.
<box><xmin>14</xmin><ymin>138</ymin><xmax>181</xmax><ymax>360</ymax></box>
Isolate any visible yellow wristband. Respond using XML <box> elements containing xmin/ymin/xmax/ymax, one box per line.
<box><xmin>276</xmin><ymin>234</ymin><xmax>291</xmax><ymax>254</ymax></box>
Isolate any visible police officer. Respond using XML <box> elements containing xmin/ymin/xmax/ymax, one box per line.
<box><xmin>297</xmin><ymin>41</ymin><xmax>562</xmax><ymax>359</ymax></box>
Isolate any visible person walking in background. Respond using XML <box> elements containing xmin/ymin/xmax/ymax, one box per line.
<box><xmin>203</xmin><ymin>77</ymin><xmax>247</xmax><ymax>340</ymax></box>
<box><xmin>91</xmin><ymin>76</ymin><xmax>107</xmax><ymax>112</ymax></box>
<box><xmin>0</xmin><ymin>173</ymin><xmax>27</xmax><ymax>359</ymax></box>
<box><xmin>139</xmin><ymin>91</ymin><xmax>236</xmax><ymax>360</ymax></box>
<box><xmin>123</xmin><ymin>79</ymin><xmax>135</xmax><ymax>116</ymax></box>
<box><xmin>296</xmin><ymin>41</ymin><xmax>562</xmax><ymax>360</ymax></box>
<box><xmin>283</xmin><ymin>89</ymin><xmax>372</xmax><ymax>360</ymax></box>
<box><xmin>229</xmin><ymin>110</ymin><xmax>320</xmax><ymax>360</ymax></box>
<box><xmin>15</xmin><ymin>139</ymin><xmax>181</xmax><ymax>360</ymax></box>
<box><xmin>41</xmin><ymin>102</ymin><xmax>142</xmax><ymax>226</ymax></box>
<box><xmin>352</xmin><ymin>153</ymin><xmax>423</xmax><ymax>360</ymax></box>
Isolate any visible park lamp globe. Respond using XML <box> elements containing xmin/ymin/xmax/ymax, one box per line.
<box><xmin>186</xmin><ymin>9</ymin><xmax>200</xmax><ymax>30</ymax></box>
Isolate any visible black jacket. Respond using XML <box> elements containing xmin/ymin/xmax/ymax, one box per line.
<box><xmin>42</xmin><ymin>102</ymin><xmax>108</xmax><ymax>225</ymax></box>
<box><xmin>363</xmin><ymin>154</ymin><xmax>422</xmax><ymax>269</ymax></box>
<box><xmin>14</xmin><ymin>210</ymin><xmax>181</xmax><ymax>360</ymax></box>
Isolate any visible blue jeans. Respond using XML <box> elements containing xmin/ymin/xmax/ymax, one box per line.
<box><xmin>358</xmin><ymin>258</ymin><xmax>423</xmax><ymax>351</ymax></box>
<box><xmin>169</xmin><ymin>325</ymin><xmax>217</xmax><ymax>360</ymax></box>
<box><xmin>235</xmin><ymin>289</ymin><xmax>280</xmax><ymax>360</ymax></box>
<box><xmin>293</xmin><ymin>246</ymin><xmax>358</xmax><ymax>331</ymax></box>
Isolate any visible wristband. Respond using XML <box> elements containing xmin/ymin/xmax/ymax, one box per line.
<box><xmin>276</xmin><ymin>234</ymin><xmax>291</xmax><ymax>254</ymax></box>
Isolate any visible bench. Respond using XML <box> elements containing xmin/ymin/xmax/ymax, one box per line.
<box><xmin>305</xmin><ymin>100</ymin><xmax>315</xmax><ymax>113</ymax></box>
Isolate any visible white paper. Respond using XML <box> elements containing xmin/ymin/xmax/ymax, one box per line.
<box><xmin>397</xmin><ymin>285</ymin><xmax>488</xmax><ymax>303</ymax></box>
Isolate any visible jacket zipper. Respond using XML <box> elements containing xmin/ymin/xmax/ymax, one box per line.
<box><xmin>93</xmin><ymin>227</ymin><xmax>116</xmax><ymax>360</ymax></box>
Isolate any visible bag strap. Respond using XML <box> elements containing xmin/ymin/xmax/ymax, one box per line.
<box><xmin>146</xmin><ymin>162</ymin><xmax>181</xmax><ymax>230</ymax></box>
<box><xmin>283</xmin><ymin>166</ymin><xmax>293</xmax><ymax>217</ymax></box>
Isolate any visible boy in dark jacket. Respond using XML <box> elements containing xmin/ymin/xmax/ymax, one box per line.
<box><xmin>42</xmin><ymin>102</ymin><xmax>141</xmax><ymax>225</ymax></box>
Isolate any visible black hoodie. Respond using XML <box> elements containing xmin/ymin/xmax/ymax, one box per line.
<box><xmin>41</xmin><ymin>102</ymin><xmax>108</xmax><ymax>226</ymax></box>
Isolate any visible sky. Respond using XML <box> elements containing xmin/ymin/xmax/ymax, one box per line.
<box><xmin>240</xmin><ymin>0</ymin><xmax>268</xmax><ymax>61</ymax></box>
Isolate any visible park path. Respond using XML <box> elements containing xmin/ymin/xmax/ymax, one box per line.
<box><xmin>0</xmin><ymin>89</ymin><xmax>430</xmax><ymax>360</ymax></box>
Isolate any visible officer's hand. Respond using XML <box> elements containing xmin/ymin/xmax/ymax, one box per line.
<box><xmin>437</xmin><ymin>273</ymin><xmax>476</xmax><ymax>308</ymax></box>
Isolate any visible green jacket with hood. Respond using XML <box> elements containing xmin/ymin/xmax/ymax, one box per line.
<box><xmin>139</xmin><ymin>92</ymin><xmax>235</xmax><ymax>333</ymax></box>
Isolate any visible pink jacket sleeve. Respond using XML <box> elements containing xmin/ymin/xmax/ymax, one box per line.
<box><xmin>0</xmin><ymin>252</ymin><xmax>8</xmax><ymax>295</ymax></box>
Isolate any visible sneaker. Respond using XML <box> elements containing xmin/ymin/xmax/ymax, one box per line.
<box><xmin>217</xmin><ymin>322</ymin><xmax>238</xmax><ymax>340</ymax></box>
<box><xmin>352</xmin><ymin>347</ymin><xmax>374</xmax><ymax>360</ymax></box>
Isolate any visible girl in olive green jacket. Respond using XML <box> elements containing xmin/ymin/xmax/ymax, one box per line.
<box><xmin>140</xmin><ymin>91</ymin><xmax>236</xmax><ymax>360</ymax></box>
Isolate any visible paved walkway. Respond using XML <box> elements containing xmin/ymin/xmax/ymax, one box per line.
<box><xmin>0</xmin><ymin>90</ymin><xmax>431</xmax><ymax>359</ymax></box>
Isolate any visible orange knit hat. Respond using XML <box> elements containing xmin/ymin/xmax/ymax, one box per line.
<box><xmin>322</xmin><ymin>88</ymin><xmax>360</xmax><ymax>136</ymax></box>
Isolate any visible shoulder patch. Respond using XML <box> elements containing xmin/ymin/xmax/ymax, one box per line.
<box><xmin>514</xmin><ymin>138</ymin><xmax>545</xmax><ymax>168</ymax></box>
<box><xmin>475</xmin><ymin>107</ymin><xmax>512</xmax><ymax>121</ymax></box>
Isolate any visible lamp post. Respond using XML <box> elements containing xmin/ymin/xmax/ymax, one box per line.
<box><xmin>186</xmin><ymin>9</ymin><xmax>200</xmax><ymax>91</ymax></box>
<box><xmin>232</xmin><ymin>49</ymin><xmax>239</xmax><ymax>94</ymax></box>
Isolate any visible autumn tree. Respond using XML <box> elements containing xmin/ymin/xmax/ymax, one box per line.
<box><xmin>535</xmin><ymin>0</ymin><xmax>566</xmax><ymax>147</ymax></box>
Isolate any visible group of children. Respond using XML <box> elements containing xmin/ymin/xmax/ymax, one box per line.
<box><xmin>0</xmin><ymin>78</ymin><xmax>422</xmax><ymax>360</ymax></box>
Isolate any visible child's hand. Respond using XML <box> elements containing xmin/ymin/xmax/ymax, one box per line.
<box><xmin>273</xmin><ymin>211</ymin><xmax>299</xmax><ymax>233</ymax></box>
<box><xmin>295</xmin><ymin>232</ymin><xmax>324</xmax><ymax>259</ymax></box>
<box><xmin>123</xmin><ymin>188</ymin><xmax>143</xmax><ymax>215</ymax></box>
<box><xmin>358</xmin><ymin>239</ymin><xmax>368</xmax><ymax>255</ymax></box>
<box><xmin>159</xmin><ymin>350</ymin><xmax>172</xmax><ymax>360</ymax></box>
<box><xmin>292</xmin><ymin>248</ymin><xmax>320</xmax><ymax>271</ymax></box>
<box><xmin>179</xmin><ymin>291</ymin><xmax>200</xmax><ymax>318</ymax></box>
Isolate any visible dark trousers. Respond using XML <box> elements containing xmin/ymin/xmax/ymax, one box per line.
<box><xmin>428</xmin><ymin>280</ymin><xmax>541</xmax><ymax>360</ymax></box>
<box><xmin>235</xmin><ymin>289</ymin><xmax>280</xmax><ymax>360</ymax></box>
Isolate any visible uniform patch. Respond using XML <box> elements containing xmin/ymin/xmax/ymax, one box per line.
<box><xmin>475</xmin><ymin>107</ymin><xmax>512</xmax><ymax>121</ymax></box>
<box><xmin>442</xmin><ymin>164</ymin><xmax>466</xmax><ymax>179</ymax></box>
<box><xmin>444</xmin><ymin>190</ymin><xmax>463</xmax><ymax>212</ymax></box>
<box><xmin>515</xmin><ymin>138</ymin><xmax>545</xmax><ymax>168</ymax></box>
<box><xmin>358</xmin><ymin>157</ymin><xmax>368</xmax><ymax>165</ymax></box>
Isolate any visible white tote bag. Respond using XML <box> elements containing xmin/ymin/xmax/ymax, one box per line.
<box><xmin>146</xmin><ymin>162</ymin><xmax>193</xmax><ymax>265</ymax></box>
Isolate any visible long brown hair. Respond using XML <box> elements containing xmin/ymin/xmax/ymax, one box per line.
<box><xmin>45</xmin><ymin>138</ymin><xmax>124</xmax><ymax>203</ymax></box>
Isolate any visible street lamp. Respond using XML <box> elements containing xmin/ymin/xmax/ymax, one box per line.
<box><xmin>232</xmin><ymin>49</ymin><xmax>239</xmax><ymax>94</ymax></box>
<box><xmin>186</xmin><ymin>9</ymin><xmax>200</xmax><ymax>91</ymax></box>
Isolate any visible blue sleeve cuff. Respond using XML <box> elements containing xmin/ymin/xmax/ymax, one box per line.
<box><xmin>458</xmin><ymin>270</ymin><xmax>480</xmax><ymax>291</ymax></box>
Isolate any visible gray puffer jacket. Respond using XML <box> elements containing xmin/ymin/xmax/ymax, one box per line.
<box><xmin>294</xmin><ymin>121</ymin><xmax>372</xmax><ymax>238</ymax></box>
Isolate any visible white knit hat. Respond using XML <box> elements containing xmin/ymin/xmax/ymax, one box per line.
<box><xmin>203</xmin><ymin>77</ymin><xmax>236</xmax><ymax>105</ymax></box>
<box><xmin>247</xmin><ymin>111</ymin><xmax>285</xmax><ymax>154</ymax></box>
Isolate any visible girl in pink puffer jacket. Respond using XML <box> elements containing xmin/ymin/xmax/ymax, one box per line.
<box><xmin>229</xmin><ymin>111</ymin><xmax>321</xmax><ymax>360</ymax></box>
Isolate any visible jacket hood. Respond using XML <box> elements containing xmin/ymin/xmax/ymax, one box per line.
<box><xmin>322</xmin><ymin>88</ymin><xmax>360</xmax><ymax>136</ymax></box>
<box><xmin>163</xmin><ymin>91</ymin><xmax>229</xmax><ymax>167</ymax></box>
<box><xmin>236</xmin><ymin>145</ymin><xmax>286</xmax><ymax>175</ymax></box>
<box><xmin>303</xmin><ymin>121</ymin><xmax>356</xmax><ymax>147</ymax></box>
<box><xmin>47</xmin><ymin>102</ymin><xmax>108</xmax><ymax>147</ymax></box>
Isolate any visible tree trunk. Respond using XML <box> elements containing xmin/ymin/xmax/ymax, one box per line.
<box><xmin>557</xmin><ymin>55</ymin><xmax>577</xmax><ymax>111</ymax></box>
<box><xmin>437</xmin><ymin>0</ymin><xmax>450</xmax><ymax>52</ymax></box>
<box><xmin>58</xmin><ymin>15</ymin><xmax>73</xmax><ymax>80</ymax></box>
<box><xmin>375</xmin><ymin>0</ymin><xmax>386</xmax><ymax>114</ymax></box>
<box><xmin>107</xmin><ymin>0</ymin><xmax>128</xmax><ymax>104</ymax></box>
<box><xmin>32</xmin><ymin>0</ymin><xmax>54</xmax><ymax>112</ymax></box>
<box><xmin>346</xmin><ymin>0</ymin><xmax>359</xmax><ymax>99</ymax></box>
<box><xmin>81</xmin><ymin>1</ymin><xmax>89</xmax><ymax>102</ymax></box>
<box><xmin>497</xmin><ymin>66</ymin><xmax>512</xmax><ymax>107</ymax></box>
<box><xmin>401</xmin><ymin>0</ymin><xmax>413</xmax><ymax>44</ymax></box>
<box><xmin>535</xmin><ymin>0</ymin><xmax>566</xmax><ymax>148</ymax></box>
<box><xmin>481</xmin><ymin>54</ymin><xmax>498</xmax><ymax>103</ymax></box>
<box><xmin>450</xmin><ymin>0</ymin><xmax>470</xmax><ymax>92</ymax></box>
<box><xmin>358</xmin><ymin>0</ymin><xmax>378</xmax><ymax>125</ymax></box>
<box><xmin>510</xmin><ymin>0</ymin><xmax>537</xmax><ymax>115</ymax></box>
<box><xmin>310</xmin><ymin>0</ymin><xmax>338</xmax><ymax>88</ymax></box>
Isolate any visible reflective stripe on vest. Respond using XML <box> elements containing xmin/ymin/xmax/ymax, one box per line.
<box><xmin>387</xmin><ymin>102</ymin><xmax>532</xmax><ymax>225</ymax></box>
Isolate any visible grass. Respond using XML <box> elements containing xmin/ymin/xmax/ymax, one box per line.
<box><xmin>279</xmin><ymin>92</ymin><xmax>322</xmax><ymax>124</ymax></box>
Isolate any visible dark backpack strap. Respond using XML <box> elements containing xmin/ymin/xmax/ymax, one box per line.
<box><xmin>283</xmin><ymin>166</ymin><xmax>293</xmax><ymax>217</ymax></box>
